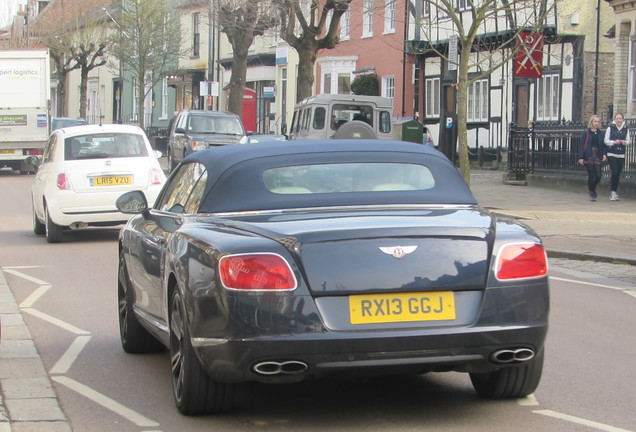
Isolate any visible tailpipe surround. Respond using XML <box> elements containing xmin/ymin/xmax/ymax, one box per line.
<box><xmin>491</xmin><ymin>348</ymin><xmax>535</xmax><ymax>364</ymax></box>
<box><xmin>252</xmin><ymin>360</ymin><xmax>309</xmax><ymax>376</ymax></box>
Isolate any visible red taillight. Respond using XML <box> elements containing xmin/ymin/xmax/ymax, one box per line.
<box><xmin>56</xmin><ymin>173</ymin><xmax>72</xmax><ymax>190</ymax></box>
<box><xmin>26</xmin><ymin>149</ymin><xmax>43</xmax><ymax>155</ymax></box>
<box><xmin>496</xmin><ymin>243</ymin><xmax>548</xmax><ymax>280</ymax></box>
<box><xmin>219</xmin><ymin>253</ymin><xmax>297</xmax><ymax>291</ymax></box>
<box><xmin>149</xmin><ymin>168</ymin><xmax>163</xmax><ymax>185</ymax></box>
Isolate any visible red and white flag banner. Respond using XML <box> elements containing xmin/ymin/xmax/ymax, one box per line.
<box><xmin>514</xmin><ymin>32</ymin><xmax>543</xmax><ymax>79</ymax></box>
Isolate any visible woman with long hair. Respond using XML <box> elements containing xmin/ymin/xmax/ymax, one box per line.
<box><xmin>604</xmin><ymin>112</ymin><xmax>630</xmax><ymax>201</ymax></box>
<box><xmin>577</xmin><ymin>115</ymin><xmax>607</xmax><ymax>202</ymax></box>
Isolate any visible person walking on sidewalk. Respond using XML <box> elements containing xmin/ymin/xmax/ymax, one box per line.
<box><xmin>604</xmin><ymin>112</ymin><xmax>630</xmax><ymax>201</ymax></box>
<box><xmin>577</xmin><ymin>115</ymin><xmax>607</xmax><ymax>202</ymax></box>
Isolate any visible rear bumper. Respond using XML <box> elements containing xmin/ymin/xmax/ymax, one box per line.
<box><xmin>46</xmin><ymin>186</ymin><xmax>162</xmax><ymax>226</ymax></box>
<box><xmin>189</xmin><ymin>281</ymin><xmax>548</xmax><ymax>383</ymax></box>
<box><xmin>193</xmin><ymin>325</ymin><xmax>547</xmax><ymax>383</ymax></box>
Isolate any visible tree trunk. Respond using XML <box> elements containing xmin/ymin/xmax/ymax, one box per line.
<box><xmin>456</xmin><ymin>46</ymin><xmax>471</xmax><ymax>186</ymax></box>
<box><xmin>138</xmin><ymin>76</ymin><xmax>146</xmax><ymax>129</ymax></box>
<box><xmin>227</xmin><ymin>45</ymin><xmax>249</xmax><ymax>117</ymax></box>
<box><xmin>295</xmin><ymin>37</ymin><xmax>318</xmax><ymax>102</ymax></box>
<box><xmin>79</xmin><ymin>67</ymin><xmax>89</xmax><ymax>120</ymax></box>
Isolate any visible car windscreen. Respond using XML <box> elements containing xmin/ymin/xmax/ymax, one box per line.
<box><xmin>64</xmin><ymin>133</ymin><xmax>149</xmax><ymax>160</ymax></box>
<box><xmin>188</xmin><ymin>115</ymin><xmax>245</xmax><ymax>135</ymax></box>
<box><xmin>53</xmin><ymin>118</ymin><xmax>87</xmax><ymax>131</ymax></box>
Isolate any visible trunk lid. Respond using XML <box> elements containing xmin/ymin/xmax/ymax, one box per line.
<box><xmin>230</xmin><ymin>207</ymin><xmax>494</xmax><ymax>295</ymax></box>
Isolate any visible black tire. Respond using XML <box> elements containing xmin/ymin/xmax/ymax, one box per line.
<box><xmin>470</xmin><ymin>349</ymin><xmax>544</xmax><ymax>399</ymax></box>
<box><xmin>333</xmin><ymin>120</ymin><xmax>377</xmax><ymax>139</ymax></box>
<box><xmin>33</xmin><ymin>202</ymin><xmax>45</xmax><ymax>235</ymax></box>
<box><xmin>44</xmin><ymin>204</ymin><xmax>64</xmax><ymax>243</ymax></box>
<box><xmin>170</xmin><ymin>289</ymin><xmax>235</xmax><ymax>415</ymax></box>
<box><xmin>167</xmin><ymin>147</ymin><xmax>177</xmax><ymax>172</ymax></box>
<box><xmin>118</xmin><ymin>253</ymin><xmax>164</xmax><ymax>353</ymax></box>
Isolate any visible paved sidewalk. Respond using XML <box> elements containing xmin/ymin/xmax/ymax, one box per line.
<box><xmin>0</xmin><ymin>168</ymin><xmax>634</xmax><ymax>431</ymax></box>
<box><xmin>470</xmin><ymin>169</ymin><xmax>636</xmax><ymax>268</ymax></box>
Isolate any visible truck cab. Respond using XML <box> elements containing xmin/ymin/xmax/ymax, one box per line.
<box><xmin>287</xmin><ymin>95</ymin><xmax>394</xmax><ymax>140</ymax></box>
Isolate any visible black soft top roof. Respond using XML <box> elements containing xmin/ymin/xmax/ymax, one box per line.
<box><xmin>179</xmin><ymin>139</ymin><xmax>477</xmax><ymax>213</ymax></box>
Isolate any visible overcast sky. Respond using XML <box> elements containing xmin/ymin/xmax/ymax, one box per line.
<box><xmin>1</xmin><ymin>0</ymin><xmax>26</xmax><ymax>28</ymax></box>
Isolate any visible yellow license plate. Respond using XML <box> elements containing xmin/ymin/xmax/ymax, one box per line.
<box><xmin>90</xmin><ymin>175</ymin><xmax>132</xmax><ymax>186</ymax></box>
<box><xmin>0</xmin><ymin>149</ymin><xmax>17</xmax><ymax>154</ymax></box>
<box><xmin>349</xmin><ymin>291</ymin><xmax>456</xmax><ymax>324</ymax></box>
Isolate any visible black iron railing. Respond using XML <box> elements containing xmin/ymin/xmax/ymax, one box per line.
<box><xmin>508</xmin><ymin>121</ymin><xmax>636</xmax><ymax>183</ymax></box>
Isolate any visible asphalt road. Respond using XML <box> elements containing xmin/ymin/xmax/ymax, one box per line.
<box><xmin>1</xmin><ymin>168</ymin><xmax>635</xmax><ymax>432</ymax></box>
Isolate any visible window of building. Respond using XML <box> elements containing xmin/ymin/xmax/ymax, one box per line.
<box><xmin>413</xmin><ymin>64</ymin><xmax>420</xmax><ymax>113</ymax></box>
<box><xmin>324</xmin><ymin>73</ymin><xmax>332</xmax><ymax>94</ymax></box>
<box><xmin>423</xmin><ymin>1</ymin><xmax>431</xmax><ymax>17</ymax></box>
<box><xmin>363</xmin><ymin>0</ymin><xmax>373</xmax><ymax>38</ymax></box>
<box><xmin>340</xmin><ymin>10</ymin><xmax>350</xmax><ymax>40</ymax></box>
<box><xmin>384</xmin><ymin>0</ymin><xmax>395</xmax><ymax>33</ymax></box>
<box><xmin>319</xmin><ymin>58</ymin><xmax>356</xmax><ymax>95</ymax></box>
<box><xmin>338</xmin><ymin>73</ymin><xmax>351</xmax><ymax>94</ymax></box>
<box><xmin>382</xmin><ymin>76</ymin><xmax>395</xmax><ymax>99</ymax></box>
<box><xmin>456</xmin><ymin>0</ymin><xmax>469</xmax><ymax>12</ymax></box>
<box><xmin>467</xmin><ymin>78</ymin><xmax>488</xmax><ymax>122</ymax></box>
<box><xmin>536</xmin><ymin>73</ymin><xmax>559</xmax><ymax>121</ymax></box>
<box><xmin>425</xmin><ymin>77</ymin><xmax>440</xmax><ymax>118</ymax></box>
<box><xmin>192</xmin><ymin>13</ymin><xmax>200</xmax><ymax>57</ymax></box>
<box><xmin>161</xmin><ymin>78</ymin><xmax>169</xmax><ymax>120</ymax></box>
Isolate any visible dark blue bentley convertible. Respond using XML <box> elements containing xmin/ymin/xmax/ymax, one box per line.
<box><xmin>116</xmin><ymin>140</ymin><xmax>549</xmax><ymax>415</ymax></box>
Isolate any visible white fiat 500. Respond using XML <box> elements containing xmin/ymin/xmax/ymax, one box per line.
<box><xmin>32</xmin><ymin>124</ymin><xmax>166</xmax><ymax>243</ymax></box>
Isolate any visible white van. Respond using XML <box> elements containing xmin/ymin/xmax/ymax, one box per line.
<box><xmin>287</xmin><ymin>94</ymin><xmax>394</xmax><ymax>140</ymax></box>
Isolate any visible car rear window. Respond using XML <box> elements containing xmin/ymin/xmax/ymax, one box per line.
<box><xmin>64</xmin><ymin>133</ymin><xmax>149</xmax><ymax>160</ymax></box>
<box><xmin>262</xmin><ymin>163</ymin><xmax>435</xmax><ymax>194</ymax></box>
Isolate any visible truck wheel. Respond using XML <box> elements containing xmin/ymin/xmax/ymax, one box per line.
<box><xmin>333</xmin><ymin>120</ymin><xmax>377</xmax><ymax>140</ymax></box>
<box><xmin>19</xmin><ymin>160</ymin><xmax>34</xmax><ymax>175</ymax></box>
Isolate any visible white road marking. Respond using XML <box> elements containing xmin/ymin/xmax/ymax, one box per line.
<box><xmin>517</xmin><ymin>393</ymin><xmax>539</xmax><ymax>406</ymax></box>
<box><xmin>19</xmin><ymin>284</ymin><xmax>51</xmax><ymax>308</ymax></box>
<box><xmin>550</xmin><ymin>276</ymin><xmax>633</xmax><ymax>291</ymax></box>
<box><xmin>50</xmin><ymin>335</ymin><xmax>92</xmax><ymax>375</ymax></box>
<box><xmin>21</xmin><ymin>307</ymin><xmax>90</xmax><ymax>335</ymax></box>
<box><xmin>2</xmin><ymin>268</ymin><xmax>49</xmax><ymax>285</ymax></box>
<box><xmin>625</xmin><ymin>290</ymin><xmax>636</xmax><ymax>299</ymax></box>
<box><xmin>52</xmin><ymin>376</ymin><xmax>160</xmax><ymax>428</ymax></box>
<box><xmin>534</xmin><ymin>409</ymin><xmax>634</xmax><ymax>432</ymax></box>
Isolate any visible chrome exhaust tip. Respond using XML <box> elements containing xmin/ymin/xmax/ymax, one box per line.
<box><xmin>252</xmin><ymin>360</ymin><xmax>309</xmax><ymax>376</ymax></box>
<box><xmin>491</xmin><ymin>348</ymin><xmax>535</xmax><ymax>364</ymax></box>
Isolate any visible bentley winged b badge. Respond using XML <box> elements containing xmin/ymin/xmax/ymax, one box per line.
<box><xmin>379</xmin><ymin>246</ymin><xmax>418</xmax><ymax>259</ymax></box>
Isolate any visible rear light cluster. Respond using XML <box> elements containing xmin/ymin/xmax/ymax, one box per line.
<box><xmin>149</xmin><ymin>168</ymin><xmax>163</xmax><ymax>185</ymax></box>
<box><xmin>496</xmin><ymin>243</ymin><xmax>548</xmax><ymax>280</ymax></box>
<box><xmin>219</xmin><ymin>253</ymin><xmax>297</xmax><ymax>291</ymax></box>
<box><xmin>56</xmin><ymin>173</ymin><xmax>72</xmax><ymax>190</ymax></box>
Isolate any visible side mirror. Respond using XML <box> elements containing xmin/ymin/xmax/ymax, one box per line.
<box><xmin>174</xmin><ymin>127</ymin><xmax>185</xmax><ymax>134</ymax></box>
<box><xmin>116</xmin><ymin>191</ymin><xmax>148</xmax><ymax>214</ymax></box>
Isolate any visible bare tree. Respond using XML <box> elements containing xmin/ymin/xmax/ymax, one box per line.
<box><xmin>274</xmin><ymin>0</ymin><xmax>351</xmax><ymax>102</ymax></box>
<box><xmin>36</xmin><ymin>11</ymin><xmax>108</xmax><ymax>119</ymax></box>
<box><xmin>418</xmin><ymin>0</ymin><xmax>554</xmax><ymax>184</ymax></box>
<box><xmin>208</xmin><ymin>0</ymin><xmax>278</xmax><ymax>117</ymax></box>
<box><xmin>109</xmin><ymin>0</ymin><xmax>184</xmax><ymax>129</ymax></box>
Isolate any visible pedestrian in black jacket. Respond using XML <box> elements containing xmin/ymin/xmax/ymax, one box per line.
<box><xmin>577</xmin><ymin>115</ymin><xmax>607</xmax><ymax>202</ymax></box>
<box><xmin>603</xmin><ymin>113</ymin><xmax>630</xmax><ymax>201</ymax></box>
